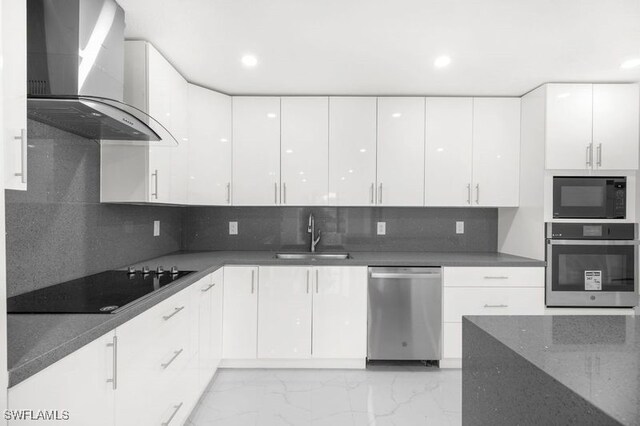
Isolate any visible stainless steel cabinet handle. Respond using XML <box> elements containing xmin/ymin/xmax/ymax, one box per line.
<box><xmin>466</xmin><ymin>183</ymin><xmax>471</xmax><ymax>205</ymax></box>
<box><xmin>14</xmin><ymin>129</ymin><xmax>27</xmax><ymax>183</ymax></box>
<box><xmin>597</xmin><ymin>143</ymin><xmax>602</xmax><ymax>167</ymax></box>
<box><xmin>274</xmin><ymin>182</ymin><xmax>278</xmax><ymax>204</ymax></box>
<box><xmin>161</xmin><ymin>348</ymin><xmax>184</xmax><ymax>369</ymax></box>
<box><xmin>162</xmin><ymin>306</ymin><xmax>184</xmax><ymax>321</ymax></box>
<box><xmin>226</xmin><ymin>183</ymin><xmax>231</xmax><ymax>204</ymax></box>
<box><xmin>161</xmin><ymin>402</ymin><xmax>184</xmax><ymax>426</ymax></box>
<box><xmin>370</xmin><ymin>183</ymin><xmax>375</xmax><ymax>204</ymax></box>
<box><xmin>106</xmin><ymin>335</ymin><xmax>118</xmax><ymax>390</ymax></box>
<box><xmin>475</xmin><ymin>184</ymin><xmax>479</xmax><ymax>204</ymax></box>
<box><xmin>151</xmin><ymin>169</ymin><xmax>159</xmax><ymax>199</ymax></box>
<box><xmin>586</xmin><ymin>145</ymin><xmax>590</xmax><ymax>167</ymax></box>
<box><xmin>370</xmin><ymin>272</ymin><xmax>441</xmax><ymax>279</ymax></box>
<box><xmin>283</xmin><ymin>182</ymin><xmax>287</xmax><ymax>204</ymax></box>
<box><xmin>306</xmin><ymin>270</ymin><xmax>310</xmax><ymax>293</ymax></box>
<box><xmin>483</xmin><ymin>276</ymin><xmax>509</xmax><ymax>280</ymax></box>
<box><xmin>201</xmin><ymin>283</ymin><xmax>216</xmax><ymax>292</ymax></box>
<box><xmin>483</xmin><ymin>304</ymin><xmax>509</xmax><ymax>308</ymax></box>
<box><xmin>315</xmin><ymin>269</ymin><xmax>319</xmax><ymax>293</ymax></box>
<box><xmin>378</xmin><ymin>183</ymin><xmax>383</xmax><ymax>204</ymax></box>
<box><xmin>251</xmin><ymin>269</ymin><xmax>255</xmax><ymax>294</ymax></box>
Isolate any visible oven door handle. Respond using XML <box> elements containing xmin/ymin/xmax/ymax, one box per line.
<box><xmin>547</xmin><ymin>239</ymin><xmax>639</xmax><ymax>246</ymax></box>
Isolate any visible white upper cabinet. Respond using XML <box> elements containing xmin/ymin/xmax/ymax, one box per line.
<box><xmin>472</xmin><ymin>98</ymin><xmax>521</xmax><ymax>207</ymax></box>
<box><xmin>188</xmin><ymin>84</ymin><xmax>232</xmax><ymax>205</ymax></box>
<box><xmin>101</xmin><ymin>41</ymin><xmax>188</xmax><ymax>204</ymax></box>
<box><xmin>424</xmin><ymin>98</ymin><xmax>473</xmax><ymax>206</ymax></box>
<box><xmin>328</xmin><ymin>97</ymin><xmax>377</xmax><ymax>206</ymax></box>
<box><xmin>312</xmin><ymin>267</ymin><xmax>367</xmax><ymax>359</ymax></box>
<box><xmin>3</xmin><ymin>0</ymin><xmax>27</xmax><ymax>191</ymax></box>
<box><xmin>281</xmin><ymin>97</ymin><xmax>329</xmax><ymax>205</ymax></box>
<box><xmin>592</xmin><ymin>84</ymin><xmax>639</xmax><ymax>170</ymax></box>
<box><xmin>258</xmin><ymin>266</ymin><xmax>313</xmax><ymax>359</ymax></box>
<box><xmin>232</xmin><ymin>97</ymin><xmax>281</xmax><ymax>205</ymax></box>
<box><xmin>222</xmin><ymin>266</ymin><xmax>258</xmax><ymax>359</ymax></box>
<box><xmin>546</xmin><ymin>83</ymin><xmax>639</xmax><ymax>170</ymax></box>
<box><xmin>545</xmin><ymin>84</ymin><xmax>594</xmax><ymax>170</ymax></box>
<box><xmin>377</xmin><ymin>97</ymin><xmax>425</xmax><ymax>206</ymax></box>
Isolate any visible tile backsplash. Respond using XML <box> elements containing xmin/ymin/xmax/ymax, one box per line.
<box><xmin>183</xmin><ymin>206</ymin><xmax>498</xmax><ymax>252</ymax></box>
<box><xmin>5</xmin><ymin>121</ymin><xmax>183</xmax><ymax>297</ymax></box>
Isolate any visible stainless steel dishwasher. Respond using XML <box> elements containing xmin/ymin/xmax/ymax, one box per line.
<box><xmin>368</xmin><ymin>267</ymin><xmax>442</xmax><ymax>361</ymax></box>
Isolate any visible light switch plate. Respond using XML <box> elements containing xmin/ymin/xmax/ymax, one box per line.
<box><xmin>377</xmin><ymin>222</ymin><xmax>386</xmax><ymax>235</ymax></box>
<box><xmin>229</xmin><ymin>221</ymin><xmax>238</xmax><ymax>235</ymax></box>
<box><xmin>153</xmin><ymin>220</ymin><xmax>160</xmax><ymax>237</ymax></box>
<box><xmin>456</xmin><ymin>221</ymin><xmax>464</xmax><ymax>234</ymax></box>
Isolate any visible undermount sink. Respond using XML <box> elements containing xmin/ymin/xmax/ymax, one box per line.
<box><xmin>275</xmin><ymin>253</ymin><xmax>351</xmax><ymax>260</ymax></box>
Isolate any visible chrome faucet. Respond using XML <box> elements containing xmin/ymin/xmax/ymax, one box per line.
<box><xmin>307</xmin><ymin>213</ymin><xmax>321</xmax><ymax>252</ymax></box>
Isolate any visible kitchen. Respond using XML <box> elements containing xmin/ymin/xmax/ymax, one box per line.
<box><xmin>1</xmin><ymin>0</ymin><xmax>640</xmax><ymax>425</ymax></box>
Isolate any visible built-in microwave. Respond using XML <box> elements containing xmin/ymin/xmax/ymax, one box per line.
<box><xmin>553</xmin><ymin>177</ymin><xmax>626</xmax><ymax>219</ymax></box>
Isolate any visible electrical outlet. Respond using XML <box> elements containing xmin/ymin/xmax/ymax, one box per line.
<box><xmin>456</xmin><ymin>221</ymin><xmax>464</xmax><ymax>234</ymax></box>
<box><xmin>377</xmin><ymin>222</ymin><xmax>386</xmax><ymax>235</ymax></box>
<box><xmin>153</xmin><ymin>220</ymin><xmax>160</xmax><ymax>237</ymax></box>
<box><xmin>229</xmin><ymin>221</ymin><xmax>238</xmax><ymax>235</ymax></box>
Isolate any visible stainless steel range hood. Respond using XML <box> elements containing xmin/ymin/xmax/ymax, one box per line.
<box><xmin>27</xmin><ymin>0</ymin><xmax>176</xmax><ymax>145</ymax></box>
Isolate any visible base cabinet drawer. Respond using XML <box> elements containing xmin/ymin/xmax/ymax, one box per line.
<box><xmin>444</xmin><ymin>287</ymin><xmax>544</xmax><ymax>322</ymax></box>
<box><xmin>444</xmin><ymin>267</ymin><xmax>544</xmax><ymax>287</ymax></box>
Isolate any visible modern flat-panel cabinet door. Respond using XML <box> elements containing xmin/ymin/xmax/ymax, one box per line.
<box><xmin>3</xmin><ymin>0</ymin><xmax>27</xmax><ymax>191</ymax></box>
<box><xmin>592</xmin><ymin>84</ymin><xmax>639</xmax><ymax>170</ymax></box>
<box><xmin>312</xmin><ymin>267</ymin><xmax>367</xmax><ymax>359</ymax></box>
<box><xmin>7</xmin><ymin>331</ymin><xmax>116</xmax><ymax>426</ymax></box>
<box><xmin>188</xmin><ymin>84</ymin><xmax>232</xmax><ymax>205</ymax></box>
<box><xmin>377</xmin><ymin>97</ymin><xmax>425</xmax><ymax>206</ymax></box>
<box><xmin>545</xmin><ymin>84</ymin><xmax>593</xmax><ymax>170</ymax></box>
<box><xmin>168</xmin><ymin>71</ymin><xmax>189</xmax><ymax>205</ymax></box>
<box><xmin>210</xmin><ymin>269</ymin><xmax>224</xmax><ymax>370</ymax></box>
<box><xmin>472</xmin><ymin>98</ymin><xmax>521</xmax><ymax>207</ymax></box>
<box><xmin>222</xmin><ymin>266</ymin><xmax>258</xmax><ymax>359</ymax></box>
<box><xmin>281</xmin><ymin>97</ymin><xmax>329</xmax><ymax>205</ymax></box>
<box><xmin>424</xmin><ymin>98</ymin><xmax>473</xmax><ymax>206</ymax></box>
<box><xmin>232</xmin><ymin>97</ymin><xmax>281</xmax><ymax>205</ymax></box>
<box><xmin>258</xmin><ymin>266</ymin><xmax>312</xmax><ymax>359</ymax></box>
<box><xmin>328</xmin><ymin>97</ymin><xmax>377</xmax><ymax>206</ymax></box>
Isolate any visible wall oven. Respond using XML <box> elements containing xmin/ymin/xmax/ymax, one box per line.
<box><xmin>546</xmin><ymin>223</ymin><xmax>638</xmax><ymax>307</ymax></box>
<box><xmin>553</xmin><ymin>176</ymin><xmax>626</xmax><ymax>219</ymax></box>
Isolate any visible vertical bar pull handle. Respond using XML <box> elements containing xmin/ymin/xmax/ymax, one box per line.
<box><xmin>226</xmin><ymin>183</ymin><xmax>231</xmax><ymax>204</ymax></box>
<box><xmin>306</xmin><ymin>270</ymin><xmax>310</xmax><ymax>293</ymax></box>
<box><xmin>378</xmin><ymin>183</ymin><xmax>383</xmax><ymax>204</ymax></box>
<box><xmin>106</xmin><ymin>335</ymin><xmax>118</xmax><ymax>390</ymax></box>
<box><xmin>14</xmin><ymin>129</ymin><xmax>27</xmax><ymax>183</ymax></box>
<box><xmin>370</xmin><ymin>183</ymin><xmax>374</xmax><ymax>204</ymax></box>
<box><xmin>274</xmin><ymin>182</ymin><xmax>278</xmax><ymax>204</ymax></box>
<box><xmin>466</xmin><ymin>183</ymin><xmax>471</xmax><ymax>205</ymax></box>
<box><xmin>315</xmin><ymin>269</ymin><xmax>319</xmax><ymax>293</ymax></box>
<box><xmin>597</xmin><ymin>143</ymin><xmax>602</xmax><ymax>167</ymax></box>
<box><xmin>251</xmin><ymin>269</ymin><xmax>255</xmax><ymax>294</ymax></box>
<box><xmin>586</xmin><ymin>145</ymin><xmax>590</xmax><ymax>167</ymax></box>
<box><xmin>475</xmin><ymin>184</ymin><xmax>479</xmax><ymax>204</ymax></box>
<box><xmin>283</xmin><ymin>183</ymin><xmax>287</xmax><ymax>204</ymax></box>
<box><xmin>151</xmin><ymin>170</ymin><xmax>159</xmax><ymax>199</ymax></box>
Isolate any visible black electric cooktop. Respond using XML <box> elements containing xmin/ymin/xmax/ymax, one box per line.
<box><xmin>7</xmin><ymin>270</ymin><xmax>194</xmax><ymax>314</ymax></box>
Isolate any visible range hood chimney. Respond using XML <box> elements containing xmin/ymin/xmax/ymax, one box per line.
<box><xmin>26</xmin><ymin>0</ymin><xmax>176</xmax><ymax>144</ymax></box>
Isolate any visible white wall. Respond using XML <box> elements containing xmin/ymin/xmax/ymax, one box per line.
<box><xmin>498</xmin><ymin>86</ymin><xmax>546</xmax><ymax>260</ymax></box>
<box><xmin>0</xmin><ymin>0</ymin><xmax>8</xmax><ymax>416</ymax></box>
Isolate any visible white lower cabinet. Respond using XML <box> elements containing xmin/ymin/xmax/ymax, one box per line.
<box><xmin>312</xmin><ymin>266</ymin><xmax>367</xmax><ymax>359</ymax></box>
<box><xmin>198</xmin><ymin>268</ymin><xmax>224</xmax><ymax>389</ymax></box>
<box><xmin>8</xmin><ymin>331</ymin><xmax>116</xmax><ymax>426</ymax></box>
<box><xmin>222</xmin><ymin>266</ymin><xmax>259</xmax><ymax>359</ymax></box>
<box><xmin>258</xmin><ymin>266</ymin><xmax>313</xmax><ymax>358</ymax></box>
<box><xmin>442</xmin><ymin>267</ymin><xmax>545</xmax><ymax>361</ymax></box>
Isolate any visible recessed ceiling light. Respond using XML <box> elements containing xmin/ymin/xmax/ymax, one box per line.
<box><xmin>266</xmin><ymin>113</ymin><xmax>277</xmax><ymax>118</ymax></box>
<box><xmin>182</xmin><ymin>137</ymin><xmax>189</xmax><ymax>141</ymax></box>
<box><xmin>241</xmin><ymin>54</ymin><xmax>258</xmax><ymax>67</ymax></box>
<box><xmin>220</xmin><ymin>138</ymin><xmax>228</xmax><ymax>142</ymax></box>
<box><xmin>392</xmin><ymin>112</ymin><xmax>402</xmax><ymax>118</ymax></box>
<box><xmin>620</xmin><ymin>58</ymin><xmax>640</xmax><ymax>69</ymax></box>
<box><xmin>285</xmin><ymin>149</ymin><xmax>293</xmax><ymax>154</ymax></box>
<box><xmin>436</xmin><ymin>148</ymin><xmax>444</xmax><ymax>152</ymax></box>
<box><xmin>434</xmin><ymin>55</ymin><xmax>451</xmax><ymax>68</ymax></box>
<box><xmin>359</xmin><ymin>148</ymin><xmax>367</xmax><ymax>153</ymax></box>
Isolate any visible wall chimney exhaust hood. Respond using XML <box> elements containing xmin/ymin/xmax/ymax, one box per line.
<box><xmin>27</xmin><ymin>0</ymin><xmax>177</xmax><ymax>145</ymax></box>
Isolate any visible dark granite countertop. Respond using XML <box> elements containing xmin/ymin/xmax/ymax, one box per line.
<box><xmin>8</xmin><ymin>250</ymin><xmax>544</xmax><ymax>387</ymax></box>
<box><xmin>465</xmin><ymin>315</ymin><xmax>640</xmax><ymax>425</ymax></box>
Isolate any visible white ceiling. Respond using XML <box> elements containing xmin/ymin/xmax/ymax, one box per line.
<box><xmin>118</xmin><ymin>0</ymin><xmax>640</xmax><ymax>96</ymax></box>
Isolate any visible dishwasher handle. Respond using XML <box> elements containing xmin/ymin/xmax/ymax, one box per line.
<box><xmin>370</xmin><ymin>272</ymin><xmax>441</xmax><ymax>279</ymax></box>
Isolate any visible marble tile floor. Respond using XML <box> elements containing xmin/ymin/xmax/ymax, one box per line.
<box><xmin>186</xmin><ymin>367</ymin><xmax>461</xmax><ymax>426</ymax></box>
